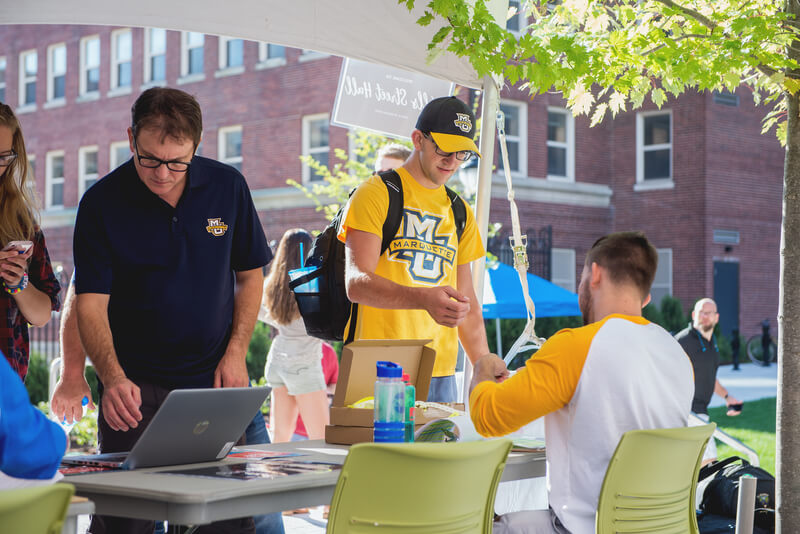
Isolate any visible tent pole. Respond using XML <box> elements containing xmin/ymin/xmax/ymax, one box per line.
<box><xmin>463</xmin><ymin>75</ymin><xmax>500</xmax><ymax>405</ymax></box>
<box><xmin>496</xmin><ymin>317</ymin><xmax>502</xmax><ymax>357</ymax></box>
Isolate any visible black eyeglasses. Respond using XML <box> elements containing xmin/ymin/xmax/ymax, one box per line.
<box><xmin>0</xmin><ymin>152</ymin><xmax>18</xmax><ymax>167</ymax></box>
<box><xmin>422</xmin><ymin>132</ymin><xmax>475</xmax><ymax>162</ymax></box>
<box><xmin>133</xmin><ymin>139</ymin><xmax>192</xmax><ymax>173</ymax></box>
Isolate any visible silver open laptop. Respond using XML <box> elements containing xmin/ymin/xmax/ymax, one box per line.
<box><xmin>62</xmin><ymin>386</ymin><xmax>269</xmax><ymax>470</ymax></box>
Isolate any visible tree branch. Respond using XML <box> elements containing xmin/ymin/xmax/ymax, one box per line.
<box><xmin>643</xmin><ymin>34</ymin><xmax>710</xmax><ymax>55</ymax></box>
<box><xmin>650</xmin><ymin>0</ymin><xmax>717</xmax><ymax>31</ymax></box>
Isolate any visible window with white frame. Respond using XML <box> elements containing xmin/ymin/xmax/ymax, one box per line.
<box><xmin>181</xmin><ymin>32</ymin><xmax>204</xmax><ymax>78</ymax></box>
<box><xmin>299</xmin><ymin>48</ymin><xmax>329</xmax><ymax>62</ymax></box>
<box><xmin>219</xmin><ymin>37</ymin><xmax>244</xmax><ymax>70</ymax></box>
<box><xmin>497</xmin><ymin>101</ymin><xmax>526</xmax><ymax>176</ymax></box>
<box><xmin>0</xmin><ymin>57</ymin><xmax>6</xmax><ymax>103</ymax></box>
<box><xmin>110</xmin><ymin>141</ymin><xmax>131</xmax><ymax>169</ymax></box>
<box><xmin>507</xmin><ymin>0</ymin><xmax>522</xmax><ymax>33</ymax></box>
<box><xmin>26</xmin><ymin>155</ymin><xmax>36</xmax><ymax>196</ymax></box>
<box><xmin>80</xmin><ymin>35</ymin><xmax>101</xmax><ymax>96</ymax></box>
<box><xmin>79</xmin><ymin>146</ymin><xmax>99</xmax><ymax>196</ymax></box>
<box><xmin>19</xmin><ymin>50</ymin><xmax>37</xmax><ymax>107</ymax></box>
<box><xmin>650</xmin><ymin>248</ymin><xmax>673</xmax><ymax>307</ymax></box>
<box><xmin>302</xmin><ymin>114</ymin><xmax>329</xmax><ymax>182</ymax></box>
<box><xmin>257</xmin><ymin>42</ymin><xmax>285</xmax><ymax>66</ymax></box>
<box><xmin>551</xmin><ymin>248</ymin><xmax>576</xmax><ymax>292</ymax></box>
<box><xmin>145</xmin><ymin>28</ymin><xmax>167</xmax><ymax>83</ymax></box>
<box><xmin>46</xmin><ymin>44</ymin><xmax>66</xmax><ymax>103</ymax></box>
<box><xmin>46</xmin><ymin>150</ymin><xmax>65</xmax><ymax>209</ymax></box>
<box><xmin>218</xmin><ymin>126</ymin><xmax>243</xmax><ymax>172</ymax></box>
<box><xmin>111</xmin><ymin>29</ymin><xmax>132</xmax><ymax>90</ymax></box>
<box><xmin>637</xmin><ymin>111</ymin><xmax>672</xmax><ymax>182</ymax></box>
<box><xmin>547</xmin><ymin>107</ymin><xmax>574</xmax><ymax>181</ymax></box>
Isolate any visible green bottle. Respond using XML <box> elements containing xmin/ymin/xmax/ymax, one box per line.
<box><xmin>403</xmin><ymin>373</ymin><xmax>415</xmax><ymax>442</ymax></box>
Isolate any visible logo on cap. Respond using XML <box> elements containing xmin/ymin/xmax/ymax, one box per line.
<box><xmin>454</xmin><ymin>113</ymin><xmax>472</xmax><ymax>133</ymax></box>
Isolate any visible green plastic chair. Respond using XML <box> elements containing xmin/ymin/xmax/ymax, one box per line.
<box><xmin>596</xmin><ymin>423</ymin><xmax>716</xmax><ymax>534</ymax></box>
<box><xmin>327</xmin><ymin>439</ymin><xmax>512</xmax><ymax>533</ymax></box>
<box><xmin>0</xmin><ymin>482</ymin><xmax>75</xmax><ymax>534</ymax></box>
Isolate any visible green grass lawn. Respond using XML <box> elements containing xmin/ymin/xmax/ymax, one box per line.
<box><xmin>708</xmin><ymin>397</ymin><xmax>776</xmax><ymax>475</ymax></box>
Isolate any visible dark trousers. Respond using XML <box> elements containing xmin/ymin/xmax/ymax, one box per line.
<box><xmin>88</xmin><ymin>382</ymin><xmax>256</xmax><ymax>534</ymax></box>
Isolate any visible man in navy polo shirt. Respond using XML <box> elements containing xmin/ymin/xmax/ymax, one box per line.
<box><xmin>73</xmin><ymin>87</ymin><xmax>282</xmax><ymax>534</ymax></box>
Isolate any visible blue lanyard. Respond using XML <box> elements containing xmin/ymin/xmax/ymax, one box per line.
<box><xmin>694</xmin><ymin>328</ymin><xmax>718</xmax><ymax>353</ymax></box>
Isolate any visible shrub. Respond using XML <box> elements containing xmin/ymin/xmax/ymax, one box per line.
<box><xmin>246</xmin><ymin>321</ymin><xmax>271</xmax><ymax>381</ymax></box>
<box><xmin>24</xmin><ymin>352</ymin><xmax>49</xmax><ymax>405</ymax></box>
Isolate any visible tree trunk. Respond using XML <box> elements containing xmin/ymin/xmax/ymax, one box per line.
<box><xmin>777</xmin><ymin>85</ymin><xmax>800</xmax><ymax>533</ymax></box>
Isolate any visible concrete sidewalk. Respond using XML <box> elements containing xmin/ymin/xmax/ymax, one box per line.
<box><xmin>708</xmin><ymin>361</ymin><xmax>778</xmax><ymax>408</ymax></box>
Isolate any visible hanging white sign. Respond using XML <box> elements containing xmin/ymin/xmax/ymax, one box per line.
<box><xmin>332</xmin><ymin>58</ymin><xmax>455</xmax><ymax>140</ymax></box>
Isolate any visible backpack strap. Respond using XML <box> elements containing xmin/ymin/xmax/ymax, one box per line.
<box><xmin>445</xmin><ymin>185</ymin><xmax>467</xmax><ymax>241</ymax></box>
<box><xmin>698</xmin><ymin>455</ymin><xmax>746</xmax><ymax>482</ymax></box>
<box><xmin>345</xmin><ymin>170</ymin><xmax>404</xmax><ymax>345</ymax></box>
<box><xmin>378</xmin><ymin>170</ymin><xmax>404</xmax><ymax>253</ymax></box>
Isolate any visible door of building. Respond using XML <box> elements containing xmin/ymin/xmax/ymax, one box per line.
<box><xmin>713</xmin><ymin>261</ymin><xmax>740</xmax><ymax>339</ymax></box>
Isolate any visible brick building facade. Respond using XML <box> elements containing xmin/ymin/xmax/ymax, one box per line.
<box><xmin>0</xmin><ymin>24</ymin><xmax>784</xmax><ymax>340</ymax></box>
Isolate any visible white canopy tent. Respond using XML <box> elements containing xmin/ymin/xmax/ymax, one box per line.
<box><xmin>2</xmin><ymin>0</ymin><xmax>509</xmax><ymax>399</ymax></box>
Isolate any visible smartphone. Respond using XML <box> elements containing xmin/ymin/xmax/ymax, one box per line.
<box><xmin>1</xmin><ymin>240</ymin><xmax>33</xmax><ymax>254</ymax></box>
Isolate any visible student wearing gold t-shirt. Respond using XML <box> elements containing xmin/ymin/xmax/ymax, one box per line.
<box><xmin>339</xmin><ymin>96</ymin><xmax>507</xmax><ymax>402</ymax></box>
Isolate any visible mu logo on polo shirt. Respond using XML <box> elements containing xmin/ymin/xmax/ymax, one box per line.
<box><xmin>388</xmin><ymin>208</ymin><xmax>456</xmax><ymax>284</ymax></box>
<box><xmin>206</xmin><ymin>218</ymin><xmax>228</xmax><ymax>236</ymax></box>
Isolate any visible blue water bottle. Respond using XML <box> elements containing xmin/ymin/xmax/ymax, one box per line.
<box><xmin>373</xmin><ymin>361</ymin><xmax>405</xmax><ymax>443</ymax></box>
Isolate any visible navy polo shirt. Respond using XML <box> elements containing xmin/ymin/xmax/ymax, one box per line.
<box><xmin>73</xmin><ymin>157</ymin><xmax>271</xmax><ymax>389</ymax></box>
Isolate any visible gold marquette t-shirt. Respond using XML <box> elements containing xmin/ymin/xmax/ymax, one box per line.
<box><xmin>338</xmin><ymin>167</ymin><xmax>484</xmax><ymax>377</ymax></box>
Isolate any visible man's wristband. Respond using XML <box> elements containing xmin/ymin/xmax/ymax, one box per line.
<box><xmin>724</xmin><ymin>393</ymin><xmax>729</xmax><ymax>400</ymax></box>
<box><xmin>3</xmin><ymin>272</ymin><xmax>29</xmax><ymax>295</ymax></box>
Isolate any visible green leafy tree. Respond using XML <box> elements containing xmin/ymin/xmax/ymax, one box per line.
<box><xmin>290</xmin><ymin>130</ymin><xmax>412</xmax><ymax>219</ymax></box>
<box><xmin>401</xmin><ymin>0</ymin><xmax>799</xmax><ymax>524</ymax></box>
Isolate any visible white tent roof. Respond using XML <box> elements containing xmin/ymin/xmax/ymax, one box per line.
<box><xmin>4</xmin><ymin>0</ymin><xmax>493</xmax><ymax>89</ymax></box>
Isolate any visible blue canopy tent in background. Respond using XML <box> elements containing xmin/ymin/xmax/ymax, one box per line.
<box><xmin>482</xmin><ymin>260</ymin><xmax>581</xmax><ymax>355</ymax></box>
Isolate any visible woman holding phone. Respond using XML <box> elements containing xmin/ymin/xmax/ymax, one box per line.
<box><xmin>0</xmin><ymin>103</ymin><xmax>62</xmax><ymax>380</ymax></box>
<box><xmin>259</xmin><ymin>228</ymin><xmax>329</xmax><ymax>441</ymax></box>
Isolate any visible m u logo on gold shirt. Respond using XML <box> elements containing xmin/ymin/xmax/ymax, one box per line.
<box><xmin>389</xmin><ymin>209</ymin><xmax>456</xmax><ymax>284</ymax></box>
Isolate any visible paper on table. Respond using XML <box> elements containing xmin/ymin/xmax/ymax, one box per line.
<box><xmin>298</xmin><ymin>447</ymin><xmax>349</xmax><ymax>456</ymax></box>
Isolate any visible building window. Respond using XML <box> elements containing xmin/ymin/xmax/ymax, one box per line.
<box><xmin>46</xmin><ymin>150</ymin><xmax>65</xmax><ymax>209</ymax></box>
<box><xmin>26</xmin><ymin>155</ymin><xmax>36</xmax><ymax>196</ymax></box>
<box><xmin>637</xmin><ymin>111</ymin><xmax>672</xmax><ymax>183</ymax></box>
<box><xmin>19</xmin><ymin>50</ymin><xmax>37</xmax><ymax>108</ymax></box>
<box><xmin>547</xmin><ymin>107</ymin><xmax>574</xmax><ymax>181</ymax></box>
<box><xmin>145</xmin><ymin>28</ymin><xmax>167</xmax><ymax>83</ymax></box>
<box><xmin>218</xmin><ymin>126</ymin><xmax>243</xmax><ymax>172</ymax></box>
<box><xmin>0</xmin><ymin>57</ymin><xmax>6</xmax><ymax>103</ymax></box>
<box><xmin>111</xmin><ymin>28</ymin><xmax>132</xmax><ymax>90</ymax></box>
<box><xmin>79</xmin><ymin>146</ymin><xmax>99</xmax><ymax>196</ymax></box>
<box><xmin>80</xmin><ymin>35</ymin><xmax>101</xmax><ymax>96</ymax></box>
<box><xmin>507</xmin><ymin>0</ymin><xmax>522</xmax><ymax>33</ymax></box>
<box><xmin>551</xmin><ymin>248</ymin><xmax>576</xmax><ymax>292</ymax></box>
<box><xmin>651</xmin><ymin>248</ymin><xmax>673</xmax><ymax>307</ymax></box>
<box><xmin>497</xmin><ymin>101</ymin><xmax>526</xmax><ymax>176</ymax></box>
<box><xmin>110</xmin><ymin>141</ymin><xmax>131</xmax><ymax>169</ymax></box>
<box><xmin>181</xmin><ymin>32</ymin><xmax>205</xmax><ymax>78</ymax></box>
<box><xmin>299</xmin><ymin>49</ymin><xmax>329</xmax><ymax>62</ymax></box>
<box><xmin>46</xmin><ymin>44</ymin><xmax>66</xmax><ymax>103</ymax></box>
<box><xmin>257</xmin><ymin>42</ymin><xmax>286</xmax><ymax>68</ymax></box>
<box><xmin>219</xmin><ymin>37</ymin><xmax>244</xmax><ymax>70</ymax></box>
<box><xmin>302</xmin><ymin>114</ymin><xmax>329</xmax><ymax>183</ymax></box>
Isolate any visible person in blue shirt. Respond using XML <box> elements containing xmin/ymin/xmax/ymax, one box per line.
<box><xmin>0</xmin><ymin>352</ymin><xmax>66</xmax><ymax>488</ymax></box>
<box><xmin>72</xmin><ymin>87</ymin><xmax>282</xmax><ymax>534</ymax></box>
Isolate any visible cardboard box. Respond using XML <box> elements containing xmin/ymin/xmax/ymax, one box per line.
<box><xmin>325</xmin><ymin>339</ymin><xmax>436</xmax><ymax>445</ymax></box>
